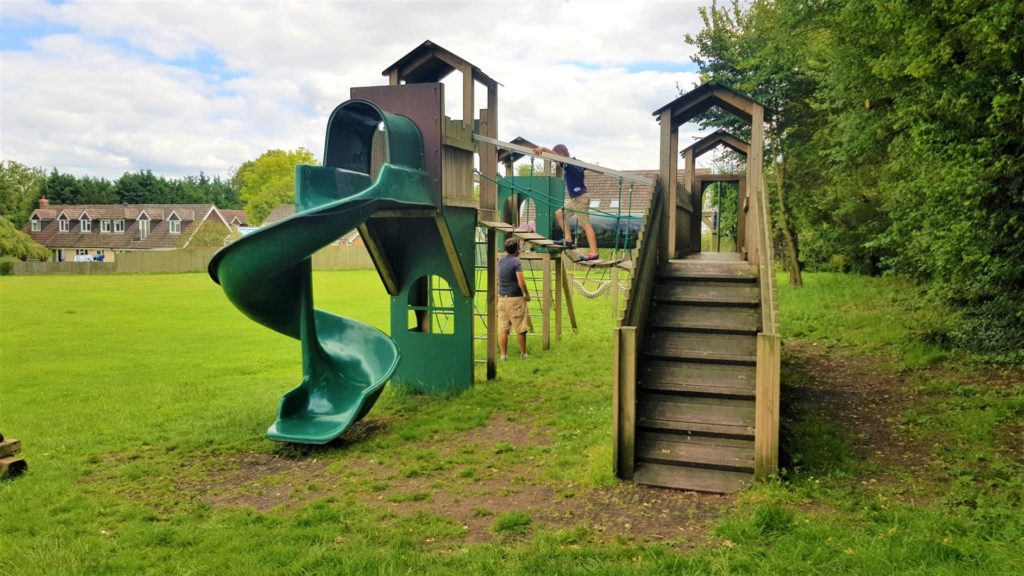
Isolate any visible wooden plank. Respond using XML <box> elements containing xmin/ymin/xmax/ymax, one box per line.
<box><xmin>555</xmin><ymin>257</ymin><xmax>562</xmax><ymax>340</ymax></box>
<box><xmin>638</xmin><ymin>394</ymin><xmax>755</xmax><ymax>437</ymax></box>
<box><xmin>638</xmin><ymin>432</ymin><xmax>754</xmax><ymax>471</ymax></box>
<box><xmin>659</xmin><ymin>262</ymin><xmax>759</xmax><ymax>281</ymax></box>
<box><xmin>560</xmin><ymin>254</ymin><xmax>578</xmax><ymax>331</ymax></box>
<box><xmin>473</xmin><ymin>134</ymin><xmax>653</xmax><ymax>186</ymax></box>
<box><xmin>639</xmin><ymin>361</ymin><xmax>756</xmax><ymax>398</ymax></box>
<box><xmin>654</xmin><ymin>282</ymin><xmax>760</xmax><ymax>306</ymax></box>
<box><xmin>633</xmin><ymin>462</ymin><xmax>752</xmax><ymax>493</ymax></box>
<box><xmin>645</xmin><ymin>331</ymin><xmax>757</xmax><ymax>364</ymax></box>
<box><xmin>614</xmin><ymin>326</ymin><xmax>638</xmax><ymax>479</ymax></box>
<box><xmin>661</xmin><ymin>110</ymin><xmax>677</xmax><ymax>258</ymax></box>
<box><xmin>648</xmin><ymin>305</ymin><xmax>760</xmax><ymax>334</ymax></box>
<box><xmin>755</xmin><ymin>333</ymin><xmax>781</xmax><ymax>480</ymax></box>
<box><xmin>0</xmin><ymin>439</ymin><xmax>20</xmax><ymax>458</ymax></box>
<box><xmin>358</xmin><ymin>224</ymin><xmax>399</xmax><ymax>296</ymax></box>
<box><xmin>0</xmin><ymin>456</ymin><xmax>27</xmax><ymax>480</ymax></box>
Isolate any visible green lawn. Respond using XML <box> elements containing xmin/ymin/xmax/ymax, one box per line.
<box><xmin>1</xmin><ymin>270</ymin><xmax>1021</xmax><ymax>574</ymax></box>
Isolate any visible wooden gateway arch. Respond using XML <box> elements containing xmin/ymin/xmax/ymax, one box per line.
<box><xmin>614</xmin><ymin>83</ymin><xmax>781</xmax><ymax>493</ymax></box>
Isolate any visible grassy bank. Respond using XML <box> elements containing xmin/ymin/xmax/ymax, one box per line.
<box><xmin>1</xmin><ymin>270</ymin><xmax>1021</xmax><ymax>574</ymax></box>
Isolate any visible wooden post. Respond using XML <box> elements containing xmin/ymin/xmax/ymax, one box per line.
<box><xmin>614</xmin><ymin>326</ymin><xmax>637</xmax><ymax>479</ymax></box>
<box><xmin>554</xmin><ymin>256</ymin><xmax>563</xmax><ymax>341</ymax></box>
<box><xmin>660</xmin><ymin>110</ymin><xmax>677</xmax><ymax>260</ymax></box>
<box><xmin>559</xmin><ymin>254</ymin><xmax>578</xmax><ymax>332</ymax></box>
<box><xmin>541</xmin><ymin>252</ymin><xmax>551</xmax><ymax>350</ymax></box>
<box><xmin>754</xmin><ymin>333</ymin><xmax>780</xmax><ymax>479</ymax></box>
<box><xmin>610</xmin><ymin>265</ymin><xmax>619</xmax><ymax>319</ymax></box>
<box><xmin>486</xmin><ymin>228</ymin><xmax>497</xmax><ymax>379</ymax></box>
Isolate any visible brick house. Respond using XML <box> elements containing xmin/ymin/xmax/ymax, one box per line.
<box><xmin>23</xmin><ymin>198</ymin><xmax>249</xmax><ymax>263</ymax></box>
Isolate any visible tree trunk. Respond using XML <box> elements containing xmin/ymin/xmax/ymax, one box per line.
<box><xmin>771</xmin><ymin>160</ymin><xmax>803</xmax><ymax>287</ymax></box>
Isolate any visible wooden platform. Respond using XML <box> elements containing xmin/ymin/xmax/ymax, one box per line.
<box><xmin>632</xmin><ymin>253</ymin><xmax>760</xmax><ymax>493</ymax></box>
<box><xmin>0</xmin><ymin>437</ymin><xmax>26</xmax><ymax>480</ymax></box>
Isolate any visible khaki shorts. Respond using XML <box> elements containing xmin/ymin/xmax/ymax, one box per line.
<box><xmin>564</xmin><ymin>193</ymin><xmax>591</xmax><ymax>226</ymax></box>
<box><xmin>497</xmin><ymin>296</ymin><xmax>531</xmax><ymax>334</ymax></box>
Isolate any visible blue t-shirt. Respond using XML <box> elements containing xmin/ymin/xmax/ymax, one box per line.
<box><xmin>564</xmin><ymin>164</ymin><xmax>587</xmax><ymax>198</ymax></box>
<box><xmin>498</xmin><ymin>255</ymin><xmax>523</xmax><ymax>296</ymax></box>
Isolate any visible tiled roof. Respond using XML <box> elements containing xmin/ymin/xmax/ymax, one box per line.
<box><xmin>23</xmin><ymin>203</ymin><xmax>246</xmax><ymax>251</ymax></box>
<box><xmin>262</xmin><ymin>204</ymin><xmax>360</xmax><ymax>244</ymax></box>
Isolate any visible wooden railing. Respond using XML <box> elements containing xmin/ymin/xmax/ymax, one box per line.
<box><xmin>613</xmin><ymin>178</ymin><xmax>665</xmax><ymax>479</ymax></box>
<box><xmin>750</xmin><ymin>174</ymin><xmax>781</xmax><ymax>479</ymax></box>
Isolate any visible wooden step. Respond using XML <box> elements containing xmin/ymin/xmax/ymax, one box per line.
<box><xmin>633</xmin><ymin>462</ymin><xmax>753</xmax><ymax>493</ymax></box>
<box><xmin>659</xmin><ymin>261</ymin><xmax>758</xmax><ymax>282</ymax></box>
<box><xmin>639</xmin><ymin>361</ymin><xmax>755</xmax><ymax>398</ymax></box>
<box><xmin>654</xmin><ymin>282</ymin><xmax>760</xmax><ymax>306</ymax></box>
<box><xmin>649</xmin><ymin>304</ymin><xmax>759</xmax><ymax>334</ymax></box>
<box><xmin>645</xmin><ymin>331</ymin><xmax>756</xmax><ymax>364</ymax></box>
<box><xmin>0</xmin><ymin>439</ymin><xmax>21</xmax><ymax>458</ymax></box>
<box><xmin>638</xmin><ymin>394</ymin><xmax>755</xmax><ymax>438</ymax></box>
<box><xmin>0</xmin><ymin>456</ymin><xmax>27</xmax><ymax>480</ymax></box>
<box><xmin>638</xmin><ymin>431</ymin><xmax>754</xmax><ymax>471</ymax></box>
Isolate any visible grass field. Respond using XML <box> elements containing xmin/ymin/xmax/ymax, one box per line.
<box><xmin>1</xmin><ymin>270</ymin><xmax>1021</xmax><ymax>574</ymax></box>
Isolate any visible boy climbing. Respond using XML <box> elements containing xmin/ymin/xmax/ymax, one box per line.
<box><xmin>533</xmin><ymin>144</ymin><xmax>599</xmax><ymax>261</ymax></box>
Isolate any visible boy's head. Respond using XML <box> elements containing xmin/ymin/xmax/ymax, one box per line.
<box><xmin>504</xmin><ymin>238</ymin><xmax>520</xmax><ymax>255</ymax></box>
<box><xmin>553</xmin><ymin>144</ymin><xmax>570</xmax><ymax>157</ymax></box>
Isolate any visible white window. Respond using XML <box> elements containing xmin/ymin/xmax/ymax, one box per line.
<box><xmin>31</xmin><ymin>218</ymin><xmax>40</xmax><ymax>232</ymax></box>
<box><xmin>81</xmin><ymin>219</ymin><xmax>92</xmax><ymax>232</ymax></box>
<box><xmin>114</xmin><ymin>220</ymin><xmax>125</xmax><ymax>233</ymax></box>
<box><xmin>76</xmin><ymin>249</ymin><xmax>89</xmax><ymax>256</ymax></box>
<box><xmin>169</xmin><ymin>215</ymin><xmax>181</xmax><ymax>234</ymax></box>
<box><xmin>101</xmin><ymin>220</ymin><xmax>111</xmax><ymax>233</ymax></box>
<box><xmin>59</xmin><ymin>215</ymin><xmax>69</xmax><ymax>232</ymax></box>
<box><xmin>589</xmin><ymin>199</ymin><xmax>601</xmax><ymax>209</ymax></box>
<box><xmin>139</xmin><ymin>216</ymin><xmax>150</xmax><ymax>239</ymax></box>
<box><xmin>609</xmin><ymin>200</ymin><xmax>620</xmax><ymax>209</ymax></box>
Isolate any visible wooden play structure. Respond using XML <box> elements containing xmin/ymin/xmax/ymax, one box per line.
<box><xmin>382</xmin><ymin>45</ymin><xmax>780</xmax><ymax>493</ymax></box>
<box><xmin>0</xmin><ymin>432</ymin><xmax>27</xmax><ymax>480</ymax></box>
<box><xmin>614</xmin><ymin>83</ymin><xmax>780</xmax><ymax>492</ymax></box>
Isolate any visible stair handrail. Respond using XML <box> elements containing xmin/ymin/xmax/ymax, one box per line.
<box><xmin>613</xmin><ymin>178</ymin><xmax>664</xmax><ymax>479</ymax></box>
<box><xmin>754</xmin><ymin>175</ymin><xmax>779</xmax><ymax>335</ymax></box>
<box><xmin>751</xmin><ymin>172</ymin><xmax>781</xmax><ymax>479</ymax></box>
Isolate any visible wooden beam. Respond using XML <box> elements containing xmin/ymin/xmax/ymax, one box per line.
<box><xmin>614</xmin><ymin>326</ymin><xmax>637</xmax><ymax>479</ymax></box>
<box><xmin>541</xmin><ymin>252</ymin><xmax>551</xmax><ymax>350</ymax></box>
<box><xmin>460</xmin><ymin>63</ymin><xmax>474</xmax><ymax>132</ymax></box>
<box><xmin>555</xmin><ymin>257</ymin><xmax>563</xmax><ymax>340</ymax></box>
<box><xmin>755</xmin><ymin>333</ymin><xmax>781</xmax><ymax>479</ymax></box>
<box><xmin>358</xmin><ymin>224</ymin><xmax>399</xmax><ymax>296</ymax></box>
<box><xmin>661</xmin><ymin>110</ymin><xmax>678</xmax><ymax>257</ymax></box>
<box><xmin>486</xmin><ymin>227</ymin><xmax>497</xmax><ymax>379</ymax></box>
<box><xmin>434</xmin><ymin>216</ymin><xmax>472</xmax><ymax>298</ymax></box>
<box><xmin>473</xmin><ymin>134</ymin><xmax>653</xmax><ymax>186</ymax></box>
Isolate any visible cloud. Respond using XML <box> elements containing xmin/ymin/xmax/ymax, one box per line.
<box><xmin>1</xmin><ymin>0</ymin><xmax>713</xmax><ymax>178</ymax></box>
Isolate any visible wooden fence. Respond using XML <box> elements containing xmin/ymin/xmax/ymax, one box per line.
<box><xmin>10</xmin><ymin>244</ymin><xmax>374</xmax><ymax>275</ymax></box>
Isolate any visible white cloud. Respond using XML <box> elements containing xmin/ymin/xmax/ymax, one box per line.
<box><xmin>1</xmin><ymin>0</ymin><xmax>715</xmax><ymax>178</ymax></box>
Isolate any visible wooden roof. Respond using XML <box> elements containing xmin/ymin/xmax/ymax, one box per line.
<box><xmin>381</xmin><ymin>40</ymin><xmax>498</xmax><ymax>88</ymax></box>
<box><xmin>497</xmin><ymin>137</ymin><xmax>538</xmax><ymax>165</ymax></box>
<box><xmin>652</xmin><ymin>83</ymin><xmax>768</xmax><ymax>128</ymax></box>
<box><xmin>681</xmin><ymin>129</ymin><xmax>750</xmax><ymax>160</ymax></box>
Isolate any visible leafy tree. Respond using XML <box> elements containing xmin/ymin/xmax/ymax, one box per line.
<box><xmin>115</xmin><ymin>170</ymin><xmax>174</xmax><ymax>204</ymax></box>
<box><xmin>233</xmin><ymin>148</ymin><xmax>318</xmax><ymax>224</ymax></box>
<box><xmin>0</xmin><ymin>216</ymin><xmax>50</xmax><ymax>261</ymax></box>
<box><xmin>41</xmin><ymin>168</ymin><xmax>82</xmax><ymax>205</ymax></box>
<box><xmin>0</xmin><ymin>160</ymin><xmax>47</xmax><ymax>226</ymax></box>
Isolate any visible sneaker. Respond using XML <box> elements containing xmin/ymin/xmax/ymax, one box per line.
<box><xmin>500</xmin><ymin>355</ymin><xmax>507</xmax><ymax>361</ymax></box>
<box><xmin>520</xmin><ymin>353</ymin><xmax>529</xmax><ymax>360</ymax></box>
<box><xmin>578</xmin><ymin>254</ymin><xmax>600</xmax><ymax>262</ymax></box>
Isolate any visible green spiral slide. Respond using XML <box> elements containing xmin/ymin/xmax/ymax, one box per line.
<box><xmin>209</xmin><ymin>100</ymin><xmax>436</xmax><ymax>444</ymax></box>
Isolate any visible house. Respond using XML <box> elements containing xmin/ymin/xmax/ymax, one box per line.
<box><xmin>23</xmin><ymin>198</ymin><xmax>249</xmax><ymax>263</ymax></box>
<box><xmin>262</xmin><ymin>204</ymin><xmax>362</xmax><ymax>245</ymax></box>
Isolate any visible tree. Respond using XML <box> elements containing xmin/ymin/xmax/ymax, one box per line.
<box><xmin>233</xmin><ymin>148</ymin><xmax>318</xmax><ymax>224</ymax></box>
<box><xmin>0</xmin><ymin>160</ymin><xmax>47</xmax><ymax>227</ymax></box>
<box><xmin>115</xmin><ymin>170</ymin><xmax>174</xmax><ymax>204</ymax></box>
<box><xmin>0</xmin><ymin>216</ymin><xmax>50</xmax><ymax>262</ymax></box>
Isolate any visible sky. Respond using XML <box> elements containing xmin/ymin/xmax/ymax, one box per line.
<box><xmin>1</xmin><ymin>0</ymin><xmax>716</xmax><ymax>180</ymax></box>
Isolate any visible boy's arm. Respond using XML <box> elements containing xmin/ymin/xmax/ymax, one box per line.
<box><xmin>516</xmin><ymin>270</ymin><xmax>531</xmax><ymax>302</ymax></box>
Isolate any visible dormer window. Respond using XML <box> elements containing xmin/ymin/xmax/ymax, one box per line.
<box><xmin>138</xmin><ymin>214</ymin><xmax>150</xmax><ymax>239</ymax></box>
<box><xmin>101</xmin><ymin>219</ymin><xmax>111</xmax><ymax>233</ymax></box>
<box><xmin>31</xmin><ymin>218</ymin><xmax>40</xmax><ymax>232</ymax></box>
<box><xmin>113</xmin><ymin>219</ymin><xmax>125</xmax><ymax>233</ymax></box>
<box><xmin>58</xmin><ymin>214</ymin><xmax>69</xmax><ymax>232</ymax></box>
<box><xmin>169</xmin><ymin>213</ymin><xmax>181</xmax><ymax>234</ymax></box>
<box><xmin>80</xmin><ymin>219</ymin><xmax>92</xmax><ymax>232</ymax></box>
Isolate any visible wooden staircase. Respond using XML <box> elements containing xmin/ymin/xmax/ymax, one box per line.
<box><xmin>632</xmin><ymin>252</ymin><xmax>759</xmax><ymax>493</ymax></box>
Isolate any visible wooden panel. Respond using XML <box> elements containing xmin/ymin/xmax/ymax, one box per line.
<box><xmin>633</xmin><ymin>461</ymin><xmax>752</xmax><ymax>493</ymax></box>
<box><xmin>638</xmin><ymin>432</ymin><xmax>754</xmax><ymax>470</ymax></box>
<box><xmin>659</xmin><ymin>261</ymin><xmax>759</xmax><ymax>281</ymax></box>
<box><xmin>645</xmin><ymin>331</ymin><xmax>757</xmax><ymax>364</ymax></box>
<box><xmin>638</xmin><ymin>394</ymin><xmax>755</xmax><ymax>437</ymax></box>
<box><xmin>755</xmin><ymin>333</ymin><xmax>781</xmax><ymax>479</ymax></box>
<box><xmin>0</xmin><ymin>456</ymin><xmax>27</xmax><ymax>479</ymax></box>
<box><xmin>486</xmin><ymin>228</ymin><xmax>497</xmax><ymax>379</ymax></box>
<box><xmin>640</xmin><ymin>360</ymin><xmax>755</xmax><ymax>398</ymax></box>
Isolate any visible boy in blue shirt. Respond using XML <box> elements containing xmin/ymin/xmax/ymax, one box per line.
<box><xmin>497</xmin><ymin>238</ymin><xmax>531</xmax><ymax>360</ymax></box>
<box><xmin>533</xmin><ymin>144</ymin><xmax>599</xmax><ymax>261</ymax></box>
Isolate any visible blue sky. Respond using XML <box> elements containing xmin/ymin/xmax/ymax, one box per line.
<box><xmin>1</xmin><ymin>0</ymin><xmax>712</xmax><ymax>179</ymax></box>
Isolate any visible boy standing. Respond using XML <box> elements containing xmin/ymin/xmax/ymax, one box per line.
<box><xmin>497</xmin><ymin>238</ymin><xmax>531</xmax><ymax>360</ymax></box>
<box><xmin>533</xmin><ymin>144</ymin><xmax>599</xmax><ymax>261</ymax></box>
